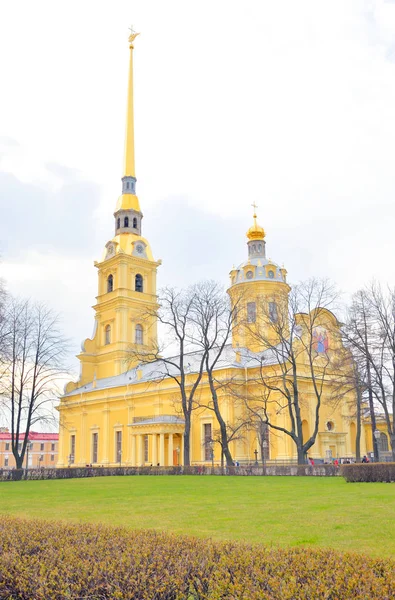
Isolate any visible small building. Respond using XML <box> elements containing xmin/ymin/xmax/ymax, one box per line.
<box><xmin>0</xmin><ymin>430</ymin><xmax>59</xmax><ymax>469</ymax></box>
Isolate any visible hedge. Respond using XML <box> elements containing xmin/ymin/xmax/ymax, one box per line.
<box><xmin>0</xmin><ymin>517</ymin><xmax>394</xmax><ymax>599</ymax></box>
<box><xmin>0</xmin><ymin>463</ymin><xmax>340</xmax><ymax>482</ymax></box>
<box><xmin>342</xmin><ymin>462</ymin><xmax>395</xmax><ymax>483</ymax></box>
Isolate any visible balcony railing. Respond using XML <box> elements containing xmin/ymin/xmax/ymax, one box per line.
<box><xmin>132</xmin><ymin>415</ymin><xmax>185</xmax><ymax>425</ymax></box>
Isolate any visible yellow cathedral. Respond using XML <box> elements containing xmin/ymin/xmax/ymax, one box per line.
<box><xmin>57</xmin><ymin>32</ymin><xmax>373</xmax><ymax>468</ymax></box>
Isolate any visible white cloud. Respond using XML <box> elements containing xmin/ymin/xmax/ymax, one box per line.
<box><xmin>1</xmin><ymin>0</ymin><xmax>395</xmax><ymax>375</ymax></box>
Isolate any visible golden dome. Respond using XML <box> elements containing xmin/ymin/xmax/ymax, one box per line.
<box><xmin>246</xmin><ymin>212</ymin><xmax>265</xmax><ymax>241</ymax></box>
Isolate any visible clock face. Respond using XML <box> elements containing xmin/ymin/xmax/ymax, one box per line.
<box><xmin>136</xmin><ymin>244</ymin><xmax>144</xmax><ymax>254</ymax></box>
<box><xmin>246</xmin><ymin>270</ymin><xmax>254</xmax><ymax>280</ymax></box>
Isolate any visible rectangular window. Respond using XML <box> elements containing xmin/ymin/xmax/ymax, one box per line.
<box><xmin>51</xmin><ymin>454</ymin><xmax>54</xmax><ymax>461</ymax></box>
<box><xmin>204</xmin><ymin>423</ymin><xmax>212</xmax><ymax>461</ymax></box>
<box><xmin>70</xmin><ymin>435</ymin><xmax>75</xmax><ymax>464</ymax></box>
<box><xmin>18</xmin><ymin>442</ymin><xmax>22</xmax><ymax>452</ymax></box>
<box><xmin>4</xmin><ymin>457</ymin><xmax>8</xmax><ymax>467</ymax></box>
<box><xmin>39</xmin><ymin>454</ymin><xmax>44</xmax><ymax>462</ymax></box>
<box><xmin>5</xmin><ymin>443</ymin><xmax>9</xmax><ymax>451</ymax></box>
<box><xmin>116</xmin><ymin>431</ymin><xmax>122</xmax><ymax>463</ymax></box>
<box><xmin>92</xmin><ymin>433</ymin><xmax>98</xmax><ymax>464</ymax></box>
<box><xmin>247</xmin><ymin>302</ymin><xmax>256</xmax><ymax>323</ymax></box>
<box><xmin>269</xmin><ymin>302</ymin><xmax>278</xmax><ymax>323</ymax></box>
<box><xmin>144</xmin><ymin>435</ymin><xmax>149</xmax><ymax>462</ymax></box>
<box><xmin>51</xmin><ymin>443</ymin><xmax>55</xmax><ymax>452</ymax></box>
<box><xmin>40</xmin><ymin>443</ymin><xmax>44</xmax><ymax>451</ymax></box>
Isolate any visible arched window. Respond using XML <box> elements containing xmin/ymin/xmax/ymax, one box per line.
<box><xmin>269</xmin><ymin>301</ymin><xmax>278</xmax><ymax>323</ymax></box>
<box><xmin>135</xmin><ymin>324</ymin><xmax>143</xmax><ymax>345</ymax></box>
<box><xmin>135</xmin><ymin>274</ymin><xmax>143</xmax><ymax>293</ymax></box>
<box><xmin>107</xmin><ymin>274</ymin><xmax>113</xmax><ymax>293</ymax></box>
<box><xmin>247</xmin><ymin>302</ymin><xmax>256</xmax><ymax>323</ymax></box>
<box><xmin>124</xmin><ymin>216</ymin><xmax>129</xmax><ymax>228</ymax></box>
<box><xmin>105</xmin><ymin>325</ymin><xmax>111</xmax><ymax>345</ymax></box>
<box><xmin>117</xmin><ymin>217</ymin><xmax>120</xmax><ymax>229</ymax></box>
<box><xmin>379</xmin><ymin>432</ymin><xmax>389</xmax><ymax>452</ymax></box>
<box><xmin>133</xmin><ymin>217</ymin><xmax>137</xmax><ymax>228</ymax></box>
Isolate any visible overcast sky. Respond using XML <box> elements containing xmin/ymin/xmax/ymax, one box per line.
<box><xmin>1</xmin><ymin>0</ymin><xmax>395</xmax><ymax>375</ymax></box>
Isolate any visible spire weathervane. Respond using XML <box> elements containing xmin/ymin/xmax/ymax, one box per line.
<box><xmin>128</xmin><ymin>25</ymin><xmax>140</xmax><ymax>46</ymax></box>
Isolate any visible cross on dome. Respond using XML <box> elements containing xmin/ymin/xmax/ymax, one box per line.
<box><xmin>247</xmin><ymin>203</ymin><xmax>265</xmax><ymax>240</ymax></box>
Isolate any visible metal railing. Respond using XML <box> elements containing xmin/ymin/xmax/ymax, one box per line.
<box><xmin>132</xmin><ymin>415</ymin><xmax>185</xmax><ymax>424</ymax></box>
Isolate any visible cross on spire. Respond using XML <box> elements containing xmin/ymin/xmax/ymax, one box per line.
<box><xmin>251</xmin><ymin>202</ymin><xmax>258</xmax><ymax>217</ymax></box>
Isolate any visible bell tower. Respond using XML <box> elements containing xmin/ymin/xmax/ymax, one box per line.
<box><xmin>227</xmin><ymin>206</ymin><xmax>290</xmax><ymax>353</ymax></box>
<box><xmin>66</xmin><ymin>30</ymin><xmax>160</xmax><ymax>392</ymax></box>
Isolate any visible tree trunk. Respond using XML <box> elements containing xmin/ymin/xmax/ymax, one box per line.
<box><xmin>218</xmin><ymin>418</ymin><xmax>233</xmax><ymax>466</ymax></box>
<box><xmin>355</xmin><ymin>384</ymin><xmax>362</xmax><ymax>462</ymax></box>
<box><xmin>14</xmin><ymin>453</ymin><xmax>24</xmax><ymax>469</ymax></box>
<box><xmin>297</xmin><ymin>445</ymin><xmax>306</xmax><ymax>465</ymax></box>
<box><xmin>366</xmin><ymin>361</ymin><xmax>379</xmax><ymax>462</ymax></box>
<box><xmin>391</xmin><ymin>433</ymin><xmax>395</xmax><ymax>462</ymax></box>
<box><xmin>183</xmin><ymin>415</ymin><xmax>191</xmax><ymax>466</ymax></box>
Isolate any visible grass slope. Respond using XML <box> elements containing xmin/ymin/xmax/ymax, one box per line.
<box><xmin>0</xmin><ymin>476</ymin><xmax>393</xmax><ymax>558</ymax></box>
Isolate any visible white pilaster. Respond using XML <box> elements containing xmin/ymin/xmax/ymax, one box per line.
<box><xmin>159</xmin><ymin>433</ymin><xmax>165</xmax><ymax>466</ymax></box>
<box><xmin>168</xmin><ymin>433</ymin><xmax>173</xmax><ymax>466</ymax></box>
<box><xmin>152</xmin><ymin>433</ymin><xmax>157</xmax><ymax>466</ymax></box>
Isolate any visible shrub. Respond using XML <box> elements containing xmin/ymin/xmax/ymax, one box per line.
<box><xmin>342</xmin><ymin>462</ymin><xmax>395</xmax><ymax>483</ymax></box>
<box><xmin>0</xmin><ymin>517</ymin><xmax>394</xmax><ymax>599</ymax></box>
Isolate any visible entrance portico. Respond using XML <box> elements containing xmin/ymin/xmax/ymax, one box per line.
<box><xmin>128</xmin><ymin>415</ymin><xmax>184</xmax><ymax>466</ymax></box>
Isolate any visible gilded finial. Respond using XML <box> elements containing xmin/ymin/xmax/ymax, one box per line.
<box><xmin>128</xmin><ymin>25</ymin><xmax>140</xmax><ymax>46</ymax></box>
<box><xmin>246</xmin><ymin>202</ymin><xmax>265</xmax><ymax>240</ymax></box>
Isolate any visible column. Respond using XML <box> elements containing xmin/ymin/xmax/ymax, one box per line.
<box><xmin>152</xmin><ymin>434</ymin><xmax>157</xmax><ymax>466</ymax></box>
<box><xmin>80</xmin><ymin>411</ymin><xmax>87</xmax><ymax>465</ymax></box>
<box><xmin>168</xmin><ymin>433</ymin><xmax>173</xmax><ymax>467</ymax></box>
<box><xmin>159</xmin><ymin>433</ymin><xmax>165</xmax><ymax>466</ymax></box>
<box><xmin>137</xmin><ymin>434</ymin><xmax>143</xmax><ymax>466</ymax></box>
<box><xmin>180</xmin><ymin>434</ymin><xmax>184</xmax><ymax>466</ymax></box>
<box><xmin>102</xmin><ymin>407</ymin><xmax>110</xmax><ymax>465</ymax></box>
<box><xmin>57</xmin><ymin>414</ymin><xmax>65</xmax><ymax>467</ymax></box>
<box><xmin>130</xmin><ymin>433</ymin><xmax>136</xmax><ymax>466</ymax></box>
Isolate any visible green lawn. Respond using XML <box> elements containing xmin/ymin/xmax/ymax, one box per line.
<box><xmin>0</xmin><ymin>476</ymin><xmax>393</xmax><ymax>558</ymax></box>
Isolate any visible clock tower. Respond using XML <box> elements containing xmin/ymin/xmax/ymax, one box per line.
<box><xmin>66</xmin><ymin>31</ymin><xmax>160</xmax><ymax>391</ymax></box>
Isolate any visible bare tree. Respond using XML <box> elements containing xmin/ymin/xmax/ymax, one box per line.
<box><xmin>344</xmin><ymin>284</ymin><xmax>395</xmax><ymax>460</ymax></box>
<box><xmin>0</xmin><ymin>299</ymin><xmax>69</xmax><ymax>469</ymax></box>
<box><xmin>242</xmin><ymin>278</ymin><xmax>341</xmax><ymax>464</ymax></box>
<box><xmin>342</xmin><ymin>290</ymin><xmax>379</xmax><ymax>460</ymax></box>
<box><xmin>191</xmin><ymin>281</ymin><xmax>239</xmax><ymax>467</ymax></box>
<box><xmin>127</xmin><ymin>287</ymin><xmax>208</xmax><ymax>466</ymax></box>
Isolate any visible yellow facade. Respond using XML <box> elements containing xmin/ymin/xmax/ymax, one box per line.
<box><xmin>57</xmin><ymin>33</ymin><xmax>370</xmax><ymax>468</ymax></box>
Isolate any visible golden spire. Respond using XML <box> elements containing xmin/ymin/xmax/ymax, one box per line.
<box><xmin>123</xmin><ymin>27</ymin><xmax>139</xmax><ymax>178</ymax></box>
<box><xmin>116</xmin><ymin>27</ymin><xmax>141</xmax><ymax>213</ymax></box>
<box><xmin>246</xmin><ymin>202</ymin><xmax>265</xmax><ymax>240</ymax></box>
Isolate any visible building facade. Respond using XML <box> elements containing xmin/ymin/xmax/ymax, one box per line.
<box><xmin>57</xmin><ymin>32</ymin><xmax>376</xmax><ymax>468</ymax></box>
<box><xmin>0</xmin><ymin>430</ymin><xmax>59</xmax><ymax>469</ymax></box>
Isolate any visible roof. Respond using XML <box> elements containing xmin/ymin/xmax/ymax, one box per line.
<box><xmin>0</xmin><ymin>432</ymin><xmax>59</xmax><ymax>441</ymax></box>
<box><xmin>233</xmin><ymin>257</ymin><xmax>286</xmax><ymax>284</ymax></box>
<box><xmin>63</xmin><ymin>343</ymin><xmax>280</xmax><ymax>397</ymax></box>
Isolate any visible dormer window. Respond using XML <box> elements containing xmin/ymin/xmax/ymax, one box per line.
<box><xmin>268</xmin><ymin>270</ymin><xmax>275</xmax><ymax>279</ymax></box>
<box><xmin>107</xmin><ymin>274</ymin><xmax>113</xmax><ymax>293</ymax></box>
<box><xmin>133</xmin><ymin>217</ymin><xmax>137</xmax><ymax>228</ymax></box>
<box><xmin>135</xmin><ymin>274</ymin><xmax>143</xmax><ymax>293</ymax></box>
<box><xmin>124</xmin><ymin>216</ymin><xmax>129</xmax><ymax>228</ymax></box>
